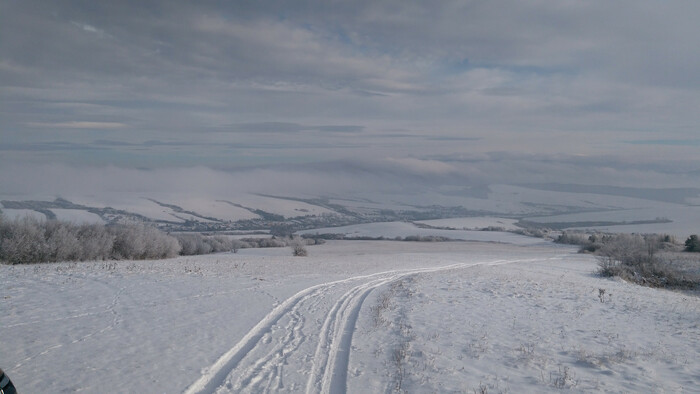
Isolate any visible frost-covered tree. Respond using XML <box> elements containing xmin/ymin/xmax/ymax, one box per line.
<box><xmin>176</xmin><ymin>233</ymin><xmax>212</xmax><ymax>255</ymax></box>
<box><xmin>597</xmin><ymin>233</ymin><xmax>649</xmax><ymax>268</ymax></box>
<box><xmin>109</xmin><ymin>223</ymin><xmax>180</xmax><ymax>260</ymax></box>
<box><xmin>290</xmin><ymin>236</ymin><xmax>308</xmax><ymax>257</ymax></box>
<box><xmin>0</xmin><ymin>217</ymin><xmax>182</xmax><ymax>264</ymax></box>
<box><xmin>44</xmin><ymin>221</ymin><xmax>81</xmax><ymax>262</ymax></box>
<box><xmin>0</xmin><ymin>216</ymin><xmax>50</xmax><ymax>264</ymax></box>
<box><xmin>77</xmin><ymin>224</ymin><xmax>114</xmax><ymax>260</ymax></box>
<box><xmin>685</xmin><ymin>234</ymin><xmax>700</xmax><ymax>252</ymax></box>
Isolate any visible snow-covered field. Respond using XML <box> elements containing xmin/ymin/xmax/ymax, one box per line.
<box><xmin>527</xmin><ymin>206</ymin><xmax>700</xmax><ymax>240</ymax></box>
<box><xmin>297</xmin><ymin>221</ymin><xmax>546</xmax><ymax>246</ymax></box>
<box><xmin>416</xmin><ymin>216</ymin><xmax>519</xmax><ymax>230</ymax></box>
<box><xmin>49</xmin><ymin>209</ymin><xmax>105</xmax><ymax>224</ymax></box>
<box><xmin>1</xmin><ymin>240</ymin><xmax>699</xmax><ymax>393</ymax></box>
<box><xmin>0</xmin><ymin>209</ymin><xmax>46</xmax><ymax>221</ymax></box>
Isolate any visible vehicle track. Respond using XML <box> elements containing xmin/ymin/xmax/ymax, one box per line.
<box><xmin>184</xmin><ymin>258</ymin><xmax>537</xmax><ymax>394</ymax></box>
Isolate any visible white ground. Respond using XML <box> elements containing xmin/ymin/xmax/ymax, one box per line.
<box><xmin>416</xmin><ymin>217</ymin><xmax>519</xmax><ymax>230</ymax></box>
<box><xmin>0</xmin><ymin>209</ymin><xmax>47</xmax><ymax>221</ymax></box>
<box><xmin>1</xmin><ymin>192</ymin><xmax>336</xmax><ymax>224</ymax></box>
<box><xmin>3</xmin><ymin>185</ymin><xmax>699</xmax><ymax>238</ymax></box>
<box><xmin>297</xmin><ymin>221</ymin><xmax>545</xmax><ymax>246</ymax></box>
<box><xmin>527</xmin><ymin>206</ymin><xmax>700</xmax><ymax>240</ymax></box>
<box><xmin>70</xmin><ymin>196</ymin><xmax>191</xmax><ymax>223</ymax></box>
<box><xmin>1</xmin><ymin>240</ymin><xmax>699</xmax><ymax>393</ymax></box>
<box><xmin>49</xmin><ymin>209</ymin><xmax>105</xmax><ymax>224</ymax></box>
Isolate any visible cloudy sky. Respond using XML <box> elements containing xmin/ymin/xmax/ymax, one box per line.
<box><xmin>1</xmin><ymin>0</ymin><xmax>700</xmax><ymax>192</ymax></box>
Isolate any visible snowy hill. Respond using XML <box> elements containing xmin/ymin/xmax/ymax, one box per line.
<box><xmin>1</xmin><ymin>240</ymin><xmax>698</xmax><ymax>393</ymax></box>
<box><xmin>2</xmin><ymin>182</ymin><xmax>699</xmax><ymax>237</ymax></box>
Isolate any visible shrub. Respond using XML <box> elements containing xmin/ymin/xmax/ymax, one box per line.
<box><xmin>258</xmin><ymin>237</ymin><xmax>287</xmax><ymax>248</ymax></box>
<box><xmin>597</xmin><ymin>233</ymin><xmax>697</xmax><ymax>289</ymax></box>
<box><xmin>0</xmin><ymin>216</ymin><xmax>49</xmax><ymax>264</ymax></box>
<box><xmin>598</xmin><ymin>234</ymin><xmax>649</xmax><ymax>266</ymax></box>
<box><xmin>44</xmin><ymin>220</ymin><xmax>82</xmax><ymax>262</ymax></box>
<box><xmin>204</xmin><ymin>235</ymin><xmax>231</xmax><ymax>252</ymax></box>
<box><xmin>292</xmin><ymin>244</ymin><xmax>308</xmax><ymax>256</ymax></box>
<box><xmin>0</xmin><ymin>216</ymin><xmax>274</xmax><ymax>264</ymax></box>
<box><xmin>510</xmin><ymin>227</ymin><xmax>549</xmax><ymax>238</ymax></box>
<box><xmin>176</xmin><ymin>233</ymin><xmax>208</xmax><ymax>256</ymax></box>
<box><xmin>77</xmin><ymin>223</ymin><xmax>114</xmax><ymax>260</ymax></box>
<box><xmin>403</xmin><ymin>235</ymin><xmax>451</xmax><ymax>242</ymax></box>
<box><xmin>109</xmin><ymin>223</ymin><xmax>181</xmax><ymax>260</ymax></box>
<box><xmin>290</xmin><ymin>236</ymin><xmax>308</xmax><ymax>256</ymax></box>
<box><xmin>554</xmin><ymin>231</ymin><xmax>590</xmax><ymax>246</ymax></box>
<box><xmin>685</xmin><ymin>235</ymin><xmax>700</xmax><ymax>252</ymax></box>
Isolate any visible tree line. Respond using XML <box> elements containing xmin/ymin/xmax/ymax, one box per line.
<box><xmin>0</xmin><ymin>215</ymin><xmax>317</xmax><ymax>264</ymax></box>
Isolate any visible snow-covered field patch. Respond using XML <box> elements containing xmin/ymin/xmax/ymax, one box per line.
<box><xmin>0</xmin><ymin>208</ymin><xmax>47</xmax><ymax>221</ymax></box>
<box><xmin>350</xmin><ymin>253</ymin><xmax>700</xmax><ymax>393</ymax></box>
<box><xmin>527</xmin><ymin>206</ymin><xmax>700</xmax><ymax>239</ymax></box>
<box><xmin>49</xmin><ymin>209</ymin><xmax>105</xmax><ymax>224</ymax></box>
<box><xmin>417</xmin><ymin>216</ymin><xmax>519</xmax><ymax>230</ymax></box>
<box><xmin>298</xmin><ymin>221</ymin><xmax>545</xmax><ymax>246</ymax></box>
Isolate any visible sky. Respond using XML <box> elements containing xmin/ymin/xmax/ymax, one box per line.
<box><xmin>1</xmin><ymin>0</ymin><xmax>700</xmax><ymax>195</ymax></box>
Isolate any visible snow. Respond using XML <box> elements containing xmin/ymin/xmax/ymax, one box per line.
<box><xmin>488</xmin><ymin>184</ymin><xmax>668</xmax><ymax>211</ymax></box>
<box><xmin>0</xmin><ymin>209</ymin><xmax>47</xmax><ymax>221</ymax></box>
<box><xmin>1</xmin><ymin>239</ymin><xmax>699</xmax><ymax>393</ymax></box>
<box><xmin>417</xmin><ymin>216</ymin><xmax>519</xmax><ymax>230</ymax></box>
<box><xmin>33</xmin><ymin>192</ymin><xmax>335</xmax><ymax>223</ymax></box>
<box><xmin>230</xmin><ymin>194</ymin><xmax>336</xmax><ymax>218</ymax></box>
<box><xmin>349</xmin><ymin>254</ymin><xmax>700</xmax><ymax>393</ymax></box>
<box><xmin>69</xmin><ymin>195</ymin><xmax>189</xmax><ymax>223</ymax></box>
<box><xmin>334</xmin><ymin>184</ymin><xmax>678</xmax><ymax>217</ymax></box>
<box><xmin>49</xmin><ymin>209</ymin><xmax>105</xmax><ymax>224</ymax></box>
<box><xmin>326</xmin><ymin>199</ymin><xmax>420</xmax><ymax>214</ymax></box>
<box><xmin>527</xmin><ymin>206</ymin><xmax>700</xmax><ymax>239</ymax></box>
<box><xmin>3</xmin><ymin>185</ymin><xmax>698</xmax><ymax>235</ymax></box>
<box><xmin>297</xmin><ymin>221</ymin><xmax>546</xmax><ymax>246</ymax></box>
<box><xmin>159</xmin><ymin>198</ymin><xmax>259</xmax><ymax>222</ymax></box>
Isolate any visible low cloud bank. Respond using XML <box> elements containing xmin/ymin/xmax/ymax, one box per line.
<box><xmin>0</xmin><ymin>153</ymin><xmax>698</xmax><ymax>202</ymax></box>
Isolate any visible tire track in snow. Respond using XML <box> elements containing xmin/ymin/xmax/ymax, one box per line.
<box><xmin>307</xmin><ymin>272</ymin><xmax>410</xmax><ymax>394</ymax></box>
<box><xmin>226</xmin><ymin>285</ymin><xmax>331</xmax><ymax>392</ymax></box>
<box><xmin>306</xmin><ymin>262</ymin><xmax>485</xmax><ymax>394</ymax></box>
<box><xmin>183</xmin><ymin>273</ymin><xmax>377</xmax><ymax>394</ymax></box>
<box><xmin>185</xmin><ymin>258</ymin><xmax>534</xmax><ymax>394</ymax></box>
<box><xmin>309</xmin><ymin>258</ymin><xmax>554</xmax><ymax>394</ymax></box>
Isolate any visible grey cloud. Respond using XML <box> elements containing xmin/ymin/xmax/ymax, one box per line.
<box><xmin>26</xmin><ymin>121</ymin><xmax>127</xmax><ymax>129</ymax></box>
<box><xmin>0</xmin><ymin>141</ymin><xmax>107</xmax><ymax>152</ymax></box>
<box><xmin>142</xmin><ymin>140</ymin><xmax>196</xmax><ymax>147</ymax></box>
<box><xmin>221</xmin><ymin>122</ymin><xmax>306</xmax><ymax>133</ymax></box>
<box><xmin>216</xmin><ymin>122</ymin><xmax>364</xmax><ymax>134</ymax></box>
<box><xmin>2</xmin><ymin>0</ymin><xmax>700</xmax><ymax>174</ymax></box>
<box><xmin>93</xmin><ymin>140</ymin><xmax>136</xmax><ymax>147</ymax></box>
<box><xmin>311</xmin><ymin>125</ymin><xmax>364</xmax><ymax>133</ymax></box>
<box><xmin>426</xmin><ymin>136</ymin><xmax>480</xmax><ymax>142</ymax></box>
<box><xmin>624</xmin><ymin>139</ymin><xmax>700</xmax><ymax>147</ymax></box>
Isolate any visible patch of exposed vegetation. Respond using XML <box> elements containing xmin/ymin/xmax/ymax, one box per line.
<box><xmin>685</xmin><ymin>234</ymin><xmax>700</xmax><ymax>252</ymax></box>
<box><xmin>554</xmin><ymin>230</ymin><xmax>700</xmax><ymax>289</ymax></box>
